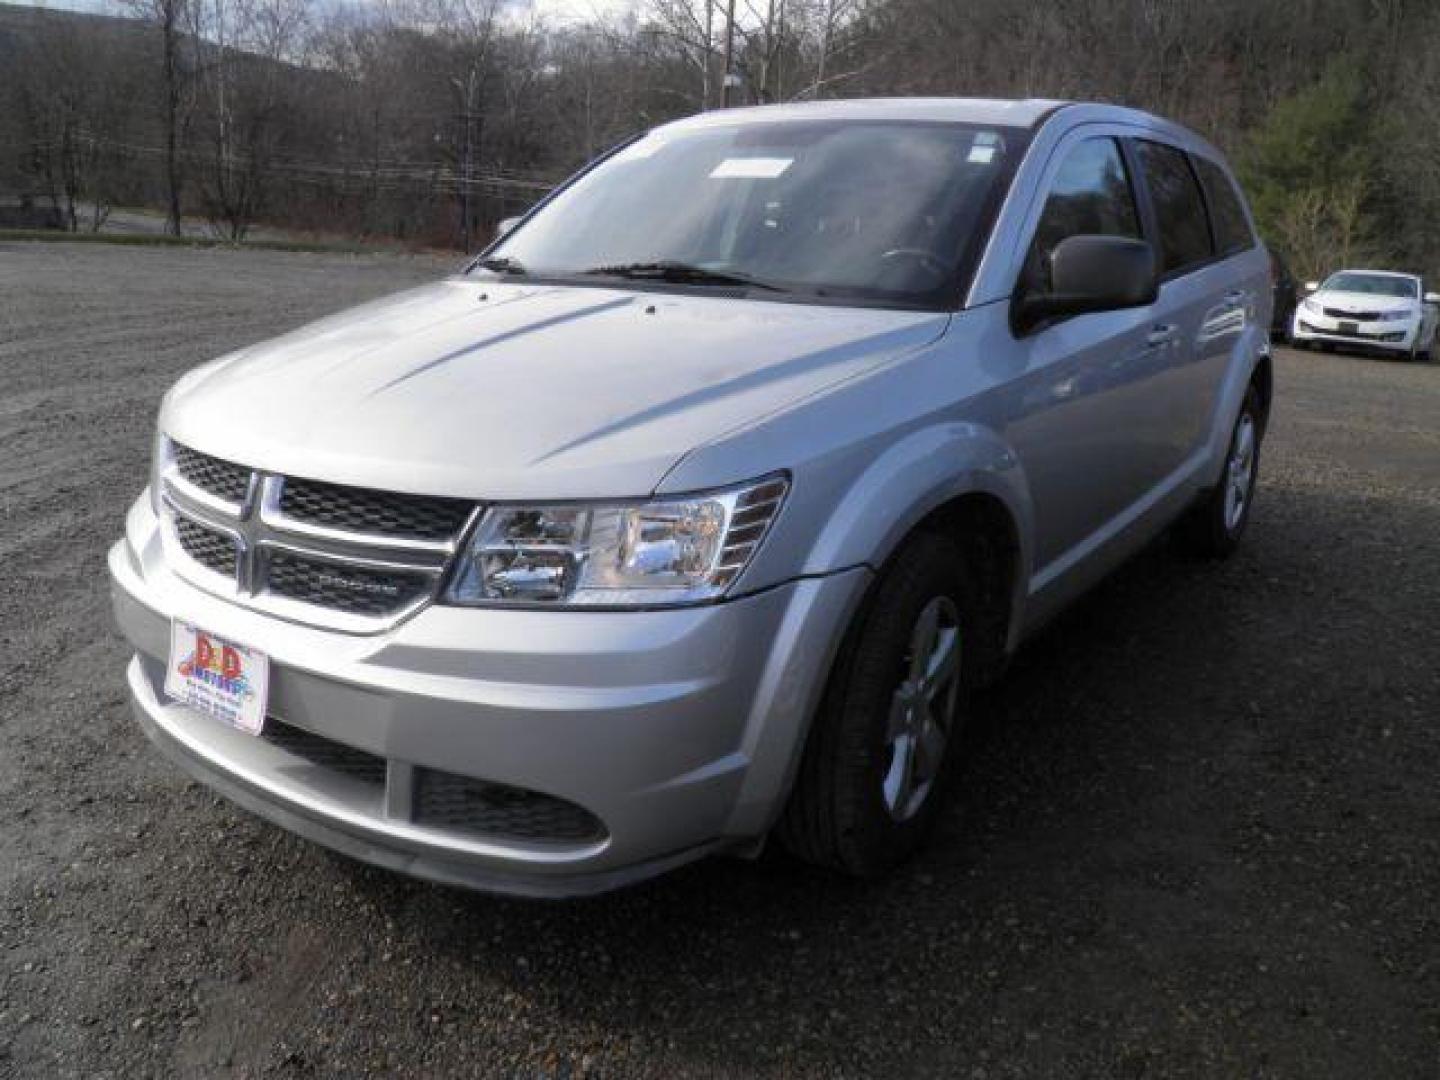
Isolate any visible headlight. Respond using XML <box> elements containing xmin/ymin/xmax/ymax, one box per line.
<box><xmin>1301</xmin><ymin>297</ymin><xmax>1323</xmax><ymax>315</ymax></box>
<box><xmin>444</xmin><ymin>475</ymin><xmax>788</xmax><ymax>608</ymax></box>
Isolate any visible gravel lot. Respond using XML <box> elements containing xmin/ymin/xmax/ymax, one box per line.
<box><xmin>2</xmin><ymin>242</ymin><xmax>1437</xmax><ymax>1078</ymax></box>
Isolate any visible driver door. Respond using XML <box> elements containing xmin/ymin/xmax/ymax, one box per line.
<box><xmin>1001</xmin><ymin>135</ymin><xmax>1172</xmax><ymax>577</ymax></box>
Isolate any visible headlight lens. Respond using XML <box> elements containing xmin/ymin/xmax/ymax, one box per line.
<box><xmin>1301</xmin><ymin>297</ymin><xmax>1323</xmax><ymax>315</ymax></box>
<box><xmin>445</xmin><ymin>475</ymin><xmax>788</xmax><ymax>608</ymax></box>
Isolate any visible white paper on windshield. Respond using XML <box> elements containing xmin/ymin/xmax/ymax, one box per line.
<box><xmin>968</xmin><ymin>145</ymin><xmax>997</xmax><ymax>164</ymax></box>
<box><xmin>710</xmin><ymin>157</ymin><xmax>794</xmax><ymax>180</ymax></box>
<box><xmin>613</xmin><ymin>138</ymin><xmax>667</xmax><ymax>164</ymax></box>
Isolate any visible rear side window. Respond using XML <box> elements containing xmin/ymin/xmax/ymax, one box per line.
<box><xmin>1193</xmin><ymin>156</ymin><xmax>1255</xmax><ymax>256</ymax></box>
<box><xmin>1135</xmin><ymin>140</ymin><xmax>1213</xmax><ymax>275</ymax></box>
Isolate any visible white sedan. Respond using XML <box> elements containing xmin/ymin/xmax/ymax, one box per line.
<box><xmin>1292</xmin><ymin>269</ymin><xmax>1439</xmax><ymax>360</ymax></box>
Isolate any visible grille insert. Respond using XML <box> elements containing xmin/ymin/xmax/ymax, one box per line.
<box><xmin>174</xmin><ymin>517</ymin><xmax>236</xmax><ymax>576</ymax></box>
<box><xmin>1322</xmin><ymin>307</ymin><xmax>1382</xmax><ymax>322</ymax></box>
<box><xmin>280</xmin><ymin>477</ymin><xmax>472</xmax><ymax>542</ymax></box>
<box><xmin>266</xmin><ymin>552</ymin><xmax>432</xmax><ymax>616</ymax></box>
<box><xmin>260</xmin><ymin>720</ymin><xmax>606</xmax><ymax>845</ymax></box>
<box><xmin>414</xmin><ymin>770</ymin><xmax>606</xmax><ymax>844</ymax></box>
<box><xmin>262</xmin><ymin>720</ymin><xmax>387</xmax><ymax>787</ymax></box>
<box><xmin>173</xmin><ymin>444</ymin><xmax>250</xmax><ymax>504</ymax></box>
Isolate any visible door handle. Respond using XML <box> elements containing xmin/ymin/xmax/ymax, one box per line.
<box><xmin>1146</xmin><ymin>324</ymin><xmax>1179</xmax><ymax>348</ymax></box>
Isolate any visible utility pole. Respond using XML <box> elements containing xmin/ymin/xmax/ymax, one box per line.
<box><xmin>702</xmin><ymin>0</ymin><xmax>714</xmax><ymax>109</ymax></box>
<box><xmin>720</xmin><ymin>0</ymin><xmax>736</xmax><ymax>108</ymax></box>
<box><xmin>453</xmin><ymin>68</ymin><xmax>479</xmax><ymax>252</ymax></box>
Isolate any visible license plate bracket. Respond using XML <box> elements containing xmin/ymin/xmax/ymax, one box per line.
<box><xmin>164</xmin><ymin>621</ymin><xmax>270</xmax><ymax>736</ymax></box>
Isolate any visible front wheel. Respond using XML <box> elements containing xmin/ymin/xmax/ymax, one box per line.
<box><xmin>1176</xmin><ymin>385</ymin><xmax>1263</xmax><ymax>558</ymax></box>
<box><xmin>777</xmin><ymin>532</ymin><xmax>975</xmax><ymax>876</ymax></box>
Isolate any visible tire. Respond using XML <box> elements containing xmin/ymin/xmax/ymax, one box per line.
<box><xmin>777</xmin><ymin>531</ymin><xmax>979</xmax><ymax>876</ymax></box>
<box><xmin>1176</xmin><ymin>384</ymin><xmax>1263</xmax><ymax>559</ymax></box>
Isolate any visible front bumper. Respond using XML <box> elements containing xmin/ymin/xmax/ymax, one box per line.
<box><xmin>1292</xmin><ymin>310</ymin><xmax>1417</xmax><ymax>351</ymax></box>
<box><xmin>111</xmin><ymin>495</ymin><xmax>869</xmax><ymax>897</ymax></box>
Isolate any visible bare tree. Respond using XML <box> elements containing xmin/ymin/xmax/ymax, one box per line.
<box><xmin>128</xmin><ymin>0</ymin><xmax>193</xmax><ymax>235</ymax></box>
<box><xmin>10</xmin><ymin>11</ymin><xmax>136</xmax><ymax>231</ymax></box>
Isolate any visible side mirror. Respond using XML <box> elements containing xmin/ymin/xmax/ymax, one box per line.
<box><xmin>1303</xmin><ymin>281</ymin><xmax>1319</xmax><ymax>293</ymax></box>
<box><xmin>1424</xmin><ymin>292</ymin><xmax>1440</xmax><ymax>305</ymax></box>
<box><xmin>496</xmin><ymin>215</ymin><xmax>523</xmax><ymax>240</ymax></box>
<box><xmin>1013</xmin><ymin>235</ymin><xmax>1157</xmax><ymax>333</ymax></box>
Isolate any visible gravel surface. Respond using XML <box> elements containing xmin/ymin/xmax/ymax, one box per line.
<box><xmin>2</xmin><ymin>242</ymin><xmax>1437</xmax><ymax>1078</ymax></box>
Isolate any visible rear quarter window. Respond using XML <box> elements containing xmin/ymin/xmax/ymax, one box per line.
<box><xmin>1134</xmin><ymin>140</ymin><xmax>1213</xmax><ymax>275</ymax></box>
<box><xmin>1193</xmin><ymin>156</ymin><xmax>1255</xmax><ymax>257</ymax></box>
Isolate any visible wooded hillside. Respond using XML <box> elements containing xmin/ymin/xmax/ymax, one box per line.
<box><xmin>3</xmin><ymin>0</ymin><xmax>1437</xmax><ymax>279</ymax></box>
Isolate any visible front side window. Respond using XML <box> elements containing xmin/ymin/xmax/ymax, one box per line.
<box><xmin>1193</xmin><ymin>156</ymin><xmax>1255</xmax><ymax>257</ymax></box>
<box><xmin>1029</xmin><ymin>137</ymin><xmax>1141</xmax><ymax>267</ymax></box>
<box><xmin>1135</xmin><ymin>140</ymin><xmax>1213</xmax><ymax>275</ymax></box>
<box><xmin>481</xmin><ymin>121</ymin><xmax>1024</xmax><ymax>308</ymax></box>
<box><xmin>1321</xmin><ymin>272</ymin><xmax>1418</xmax><ymax>299</ymax></box>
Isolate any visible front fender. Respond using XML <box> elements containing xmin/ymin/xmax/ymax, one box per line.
<box><xmin>800</xmin><ymin>422</ymin><xmax>1034</xmax><ymax>648</ymax></box>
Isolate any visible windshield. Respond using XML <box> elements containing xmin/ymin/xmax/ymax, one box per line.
<box><xmin>479</xmin><ymin>120</ymin><xmax>1025</xmax><ymax>307</ymax></box>
<box><xmin>1322</xmin><ymin>272</ymin><xmax>1418</xmax><ymax>299</ymax></box>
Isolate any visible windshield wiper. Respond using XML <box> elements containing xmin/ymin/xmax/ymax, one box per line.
<box><xmin>476</xmin><ymin>255</ymin><xmax>527</xmax><ymax>276</ymax></box>
<box><xmin>579</xmin><ymin>261</ymin><xmax>784</xmax><ymax>292</ymax></box>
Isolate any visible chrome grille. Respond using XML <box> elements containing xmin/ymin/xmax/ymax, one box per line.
<box><xmin>173</xmin><ymin>444</ymin><xmax>251</xmax><ymax>504</ymax></box>
<box><xmin>173</xmin><ymin>517</ymin><xmax>236</xmax><ymax>576</ymax></box>
<box><xmin>280</xmin><ymin>477</ymin><xmax>471</xmax><ymax>541</ymax></box>
<box><xmin>414</xmin><ymin>770</ymin><xmax>606</xmax><ymax>844</ymax></box>
<box><xmin>1323</xmin><ymin>307</ymin><xmax>1382</xmax><ymax>322</ymax></box>
<box><xmin>158</xmin><ymin>439</ymin><xmax>477</xmax><ymax>631</ymax></box>
<box><xmin>267</xmin><ymin>553</ymin><xmax>432</xmax><ymax>617</ymax></box>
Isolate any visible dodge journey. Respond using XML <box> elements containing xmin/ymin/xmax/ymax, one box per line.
<box><xmin>110</xmin><ymin>98</ymin><xmax>1273</xmax><ymax>896</ymax></box>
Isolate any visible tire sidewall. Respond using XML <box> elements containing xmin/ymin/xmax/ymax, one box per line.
<box><xmin>831</xmin><ymin>534</ymin><xmax>975</xmax><ymax>873</ymax></box>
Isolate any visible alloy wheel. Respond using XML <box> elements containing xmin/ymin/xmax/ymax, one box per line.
<box><xmin>882</xmin><ymin>595</ymin><xmax>961</xmax><ymax>821</ymax></box>
<box><xmin>1224</xmin><ymin>412</ymin><xmax>1257</xmax><ymax>532</ymax></box>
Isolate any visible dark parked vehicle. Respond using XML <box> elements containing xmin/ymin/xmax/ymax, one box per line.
<box><xmin>1270</xmin><ymin>248</ymin><xmax>1297</xmax><ymax>342</ymax></box>
<box><xmin>0</xmin><ymin>194</ymin><xmax>64</xmax><ymax>231</ymax></box>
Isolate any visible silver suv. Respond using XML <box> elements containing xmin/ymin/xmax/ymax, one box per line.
<box><xmin>109</xmin><ymin>99</ymin><xmax>1272</xmax><ymax>896</ymax></box>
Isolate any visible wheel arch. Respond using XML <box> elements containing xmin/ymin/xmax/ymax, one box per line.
<box><xmin>1251</xmin><ymin>350</ymin><xmax>1274</xmax><ymax>434</ymax></box>
<box><xmin>797</xmin><ymin>422</ymin><xmax>1035</xmax><ymax>675</ymax></box>
<box><xmin>1203</xmin><ymin>328</ymin><xmax>1272</xmax><ymax>486</ymax></box>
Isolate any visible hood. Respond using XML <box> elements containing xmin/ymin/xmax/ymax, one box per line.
<box><xmin>162</xmin><ymin>279</ymin><xmax>948</xmax><ymax>499</ymax></box>
<box><xmin>1310</xmin><ymin>289</ymin><xmax>1417</xmax><ymax>316</ymax></box>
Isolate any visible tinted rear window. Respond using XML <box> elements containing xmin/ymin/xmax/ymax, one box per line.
<box><xmin>1193</xmin><ymin>156</ymin><xmax>1254</xmax><ymax>256</ymax></box>
<box><xmin>1135</xmin><ymin>140</ymin><xmax>1213</xmax><ymax>275</ymax></box>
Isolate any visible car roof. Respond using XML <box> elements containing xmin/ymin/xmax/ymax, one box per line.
<box><xmin>656</xmin><ymin>97</ymin><xmax>1070</xmax><ymax>132</ymax></box>
<box><xmin>1328</xmin><ymin>268</ymin><xmax>1419</xmax><ymax>280</ymax></box>
<box><xmin>652</xmin><ymin>98</ymin><xmax>1223</xmax><ymax>159</ymax></box>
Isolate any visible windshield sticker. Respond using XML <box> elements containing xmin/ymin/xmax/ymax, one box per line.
<box><xmin>710</xmin><ymin>157</ymin><xmax>794</xmax><ymax>180</ymax></box>
<box><xmin>613</xmin><ymin>139</ymin><xmax>666</xmax><ymax>164</ymax></box>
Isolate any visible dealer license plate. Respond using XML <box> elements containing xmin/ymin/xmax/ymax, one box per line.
<box><xmin>165</xmin><ymin>621</ymin><xmax>270</xmax><ymax>736</ymax></box>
